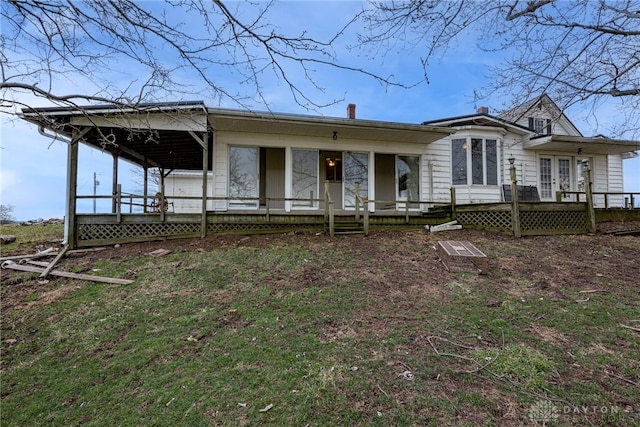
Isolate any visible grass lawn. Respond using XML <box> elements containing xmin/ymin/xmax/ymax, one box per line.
<box><xmin>1</xmin><ymin>226</ymin><xmax>639</xmax><ymax>426</ymax></box>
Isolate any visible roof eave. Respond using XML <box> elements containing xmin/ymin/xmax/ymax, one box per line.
<box><xmin>422</xmin><ymin>114</ymin><xmax>531</xmax><ymax>135</ymax></box>
<box><xmin>524</xmin><ymin>135</ymin><xmax>640</xmax><ymax>155</ymax></box>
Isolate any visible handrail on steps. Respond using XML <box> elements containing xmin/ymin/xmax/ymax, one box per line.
<box><xmin>354</xmin><ymin>182</ymin><xmax>369</xmax><ymax>235</ymax></box>
<box><xmin>324</xmin><ymin>181</ymin><xmax>335</xmax><ymax>237</ymax></box>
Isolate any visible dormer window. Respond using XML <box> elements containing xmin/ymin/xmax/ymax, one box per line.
<box><xmin>529</xmin><ymin>117</ymin><xmax>552</xmax><ymax>135</ymax></box>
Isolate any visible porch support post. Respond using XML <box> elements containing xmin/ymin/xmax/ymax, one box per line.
<box><xmin>64</xmin><ymin>134</ymin><xmax>79</xmax><ymax>248</ymax></box>
<box><xmin>584</xmin><ymin>163</ymin><xmax>596</xmax><ymax>233</ymax></box>
<box><xmin>189</xmin><ymin>130</ymin><xmax>210</xmax><ymax>238</ymax></box>
<box><xmin>111</xmin><ymin>149</ymin><xmax>119</xmax><ymax>213</ymax></box>
<box><xmin>509</xmin><ymin>160</ymin><xmax>521</xmax><ymax>238</ymax></box>
<box><xmin>284</xmin><ymin>146</ymin><xmax>292</xmax><ymax>213</ymax></box>
<box><xmin>428</xmin><ymin>159</ymin><xmax>434</xmax><ymax>207</ymax></box>
<box><xmin>201</xmin><ymin>132</ymin><xmax>208</xmax><ymax>238</ymax></box>
<box><xmin>450</xmin><ymin>187</ymin><xmax>457</xmax><ymax>220</ymax></box>
<box><xmin>159</xmin><ymin>168</ymin><xmax>166</xmax><ymax>221</ymax></box>
<box><xmin>63</xmin><ymin>127</ymin><xmax>91</xmax><ymax>249</ymax></box>
<box><xmin>368</xmin><ymin>151</ymin><xmax>375</xmax><ymax>212</ymax></box>
<box><xmin>143</xmin><ymin>164</ymin><xmax>149</xmax><ymax>213</ymax></box>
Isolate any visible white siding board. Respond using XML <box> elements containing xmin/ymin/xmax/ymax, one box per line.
<box><xmin>424</xmin><ymin>139</ymin><xmax>452</xmax><ymax>202</ymax></box>
<box><xmin>164</xmin><ymin>173</ymin><xmax>214</xmax><ymax>213</ymax></box>
<box><xmin>591</xmin><ymin>155</ymin><xmax>608</xmax><ymax>207</ymax></box>
<box><xmin>606</xmin><ymin>154</ymin><xmax>624</xmax><ymax>207</ymax></box>
<box><xmin>214</xmin><ymin>137</ymin><xmax>228</xmax><ymax>210</ymax></box>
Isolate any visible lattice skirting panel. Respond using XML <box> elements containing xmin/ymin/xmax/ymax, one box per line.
<box><xmin>208</xmin><ymin>222</ymin><xmax>321</xmax><ymax>233</ymax></box>
<box><xmin>78</xmin><ymin>222</ymin><xmax>201</xmax><ymax>242</ymax></box>
<box><xmin>457</xmin><ymin>209</ymin><xmax>588</xmax><ymax>235</ymax></box>
<box><xmin>520</xmin><ymin>210</ymin><xmax>587</xmax><ymax>233</ymax></box>
<box><xmin>457</xmin><ymin>210</ymin><xmax>512</xmax><ymax>231</ymax></box>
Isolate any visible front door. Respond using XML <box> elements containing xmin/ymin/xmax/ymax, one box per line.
<box><xmin>539</xmin><ymin>156</ymin><xmax>572</xmax><ymax>200</ymax></box>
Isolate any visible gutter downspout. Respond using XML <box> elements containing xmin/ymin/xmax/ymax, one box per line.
<box><xmin>39</xmin><ymin>127</ymin><xmax>74</xmax><ymax>246</ymax></box>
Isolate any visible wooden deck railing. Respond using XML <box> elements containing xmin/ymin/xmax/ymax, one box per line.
<box><xmin>556</xmin><ymin>191</ymin><xmax>639</xmax><ymax>208</ymax></box>
<box><xmin>353</xmin><ymin>182</ymin><xmax>369</xmax><ymax>235</ymax></box>
<box><xmin>78</xmin><ymin>186</ymin><xmax>450</xmax><ymax>240</ymax></box>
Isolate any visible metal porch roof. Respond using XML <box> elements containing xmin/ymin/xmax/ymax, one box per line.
<box><xmin>21</xmin><ymin>103</ymin><xmax>454</xmax><ymax>170</ymax></box>
<box><xmin>21</xmin><ymin>102</ymin><xmax>210</xmax><ymax>170</ymax></box>
<box><xmin>524</xmin><ymin>134</ymin><xmax>640</xmax><ymax>155</ymax></box>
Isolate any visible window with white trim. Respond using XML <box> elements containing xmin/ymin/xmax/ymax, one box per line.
<box><xmin>451</xmin><ymin>137</ymin><xmax>498</xmax><ymax>186</ymax></box>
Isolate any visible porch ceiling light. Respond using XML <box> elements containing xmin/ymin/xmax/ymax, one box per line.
<box><xmin>332</xmin><ymin>131</ymin><xmax>338</xmax><ymax>140</ymax></box>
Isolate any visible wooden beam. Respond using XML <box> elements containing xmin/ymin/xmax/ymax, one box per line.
<box><xmin>39</xmin><ymin>246</ymin><xmax>69</xmax><ymax>278</ymax></box>
<box><xmin>0</xmin><ymin>247</ymin><xmax>107</xmax><ymax>262</ymax></box>
<box><xmin>66</xmin><ymin>133</ymin><xmax>80</xmax><ymax>248</ymax></box>
<box><xmin>188</xmin><ymin>130</ymin><xmax>206</xmax><ymax>149</ymax></box>
<box><xmin>510</xmin><ymin>165</ymin><xmax>521</xmax><ymax>238</ymax></box>
<box><xmin>3</xmin><ymin>262</ymin><xmax>133</xmax><ymax>285</ymax></box>
<box><xmin>112</xmin><ymin>149</ymin><xmax>119</xmax><ymax>213</ymax></box>
<box><xmin>0</xmin><ymin>252</ymin><xmax>55</xmax><ymax>262</ymax></box>
<box><xmin>584</xmin><ymin>168</ymin><xmax>596</xmax><ymax>233</ymax></box>
<box><xmin>143</xmin><ymin>165</ymin><xmax>149</xmax><ymax>213</ymax></box>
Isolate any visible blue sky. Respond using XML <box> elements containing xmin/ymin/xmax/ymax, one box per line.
<box><xmin>1</xmin><ymin>1</ymin><xmax>638</xmax><ymax>221</ymax></box>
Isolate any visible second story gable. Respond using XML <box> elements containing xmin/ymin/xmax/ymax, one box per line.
<box><xmin>499</xmin><ymin>94</ymin><xmax>582</xmax><ymax>137</ymax></box>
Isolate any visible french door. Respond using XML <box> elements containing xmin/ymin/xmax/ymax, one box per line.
<box><xmin>539</xmin><ymin>156</ymin><xmax>572</xmax><ymax>200</ymax></box>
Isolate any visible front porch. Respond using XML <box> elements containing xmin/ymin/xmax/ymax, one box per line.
<box><xmin>74</xmin><ymin>206</ymin><xmax>452</xmax><ymax>248</ymax></box>
<box><xmin>72</xmin><ymin>189</ymin><xmax>640</xmax><ymax>247</ymax></box>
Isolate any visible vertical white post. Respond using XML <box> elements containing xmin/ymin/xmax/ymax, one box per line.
<box><xmin>368</xmin><ymin>151</ymin><xmax>375</xmax><ymax>212</ymax></box>
<box><xmin>284</xmin><ymin>146</ymin><xmax>292</xmax><ymax>212</ymax></box>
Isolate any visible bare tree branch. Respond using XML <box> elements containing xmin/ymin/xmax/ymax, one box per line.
<box><xmin>360</xmin><ymin>0</ymin><xmax>640</xmax><ymax>138</ymax></box>
<box><xmin>1</xmin><ymin>0</ymin><xmax>401</xmax><ymax>119</ymax></box>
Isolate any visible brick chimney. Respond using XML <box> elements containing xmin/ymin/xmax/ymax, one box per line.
<box><xmin>477</xmin><ymin>106</ymin><xmax>489</xmax><ymax>115</ymax></box>
<box><xmin>347</xmin><ymin>103</ymin><xmax>356</xmax><ymax>119</ymax></box>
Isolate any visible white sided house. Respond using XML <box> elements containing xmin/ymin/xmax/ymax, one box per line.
<box><xmin>19</xmin><ymin>96</ymin><xmax>639</xmax><ymax>247</ymax></box>
<box><xmin>163</xmin><ymin>104</ymin><xmax>455</xmax><ymax>214</ymax></box>
<box><xmin>170</xmin><ymin>95</ymin><xmax>638</xmax><ymax>213</ymax></box>
<box><xmin>423</xmin><ymin>94</ymin><xmax>638</xmax><ymax>207</ymax></box>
